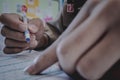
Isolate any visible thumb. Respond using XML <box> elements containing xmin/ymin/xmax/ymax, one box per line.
<box><xmin>28</xmin><ymin>18</ymin><xmax>44</xmax><ymax>34</ymax></box>
<box><xmin>28</xmin><ymin>24</ymin><xmax>39</xmax><ymax>33</ymax></box>
<box><xmin>24</xmin><ymin>49</ymin><xmax>58</xmax><ymax>75</ymax></box>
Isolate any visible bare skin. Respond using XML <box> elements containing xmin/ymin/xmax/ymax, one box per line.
<box><xmin>0</xmin><ymin>13</ymin><xmax>44</xmax><ymax>54</ymax></box>
<box><xmin>0</xmin><ymin>0</ymin><xmax>120</xmax><ymax>80</ymax></box>
<box><xmin>24</xmin><ymin>0</ymin><xmax>101</xmax><ymax>75</ymax></box>
<box><xmin>57</xmin><ymin>0</ymin><xmax>120</xmax><ymax>79</ymax></box>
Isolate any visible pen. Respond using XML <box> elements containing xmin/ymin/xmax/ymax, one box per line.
<box><xmin>21</xmin><ymin>5</ymin><xmax>32</xmax><ymax>53</ymax></box>
<box><xmin>21</xmin><ymin>5</ymin><xmax>30</xmax><ymax>43</ymax></box>
<box><xmin>22</xmin><ymin>12</ymin><xmax>30</xmax><ymax>43</ymax></box>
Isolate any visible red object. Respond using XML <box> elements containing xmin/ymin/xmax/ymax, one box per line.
<box><xmin>67</xmin><ymin>4</ymin><xmax>74</xmax><ymax>13</ymax></box>
<box><xmin>22</xmin><ymin>5</ymin><xmax>27</xmax><ymax>13</ymax></box>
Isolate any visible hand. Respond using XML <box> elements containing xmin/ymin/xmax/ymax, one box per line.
<box><xmin>24</xmin><ymin>0</ymin><xmax>120</xmax><ymax>80</ymax></box>
<box><xmin>57</xmin><ymin>0</ymin><xmax>120</xmax><ymax>80</ymax></box>
<box><xmin>24</xmin><ymin>0</ymin><xmax>99</xmax><ymax>75</ymax></box>
<box><xmin>0</xmin><ymin>13</ymin><xmax>45</xmax><ymax>54</ymax></box>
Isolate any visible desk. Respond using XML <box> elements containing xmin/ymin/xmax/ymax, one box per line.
<box><xmin>0</xmin><ymin>51</ymin><xmax>72</xmax><ymax>80</ymax></box>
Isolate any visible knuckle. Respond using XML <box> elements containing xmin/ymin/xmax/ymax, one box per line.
<box><xmin>3</xmin><ymin>48</ymin><xmax>11</xmax><ymax>54</ymax></box>
<box><xmin>56</xmin><ymin>41</ymin><xmax>73</xmax><ymax>73</ymax></box>
<box><xmin>3</xmin><ymin>48</ymin><xmax>7</xmax><ymax>54</ymax></box>
<box><xmin>4</xmin><ymin>39</ymin><xmax>14</xmax><ymax>47</ymax></box>
<box><xmin>56</xmin><ymin>41</ymin><xmax>68</xmax><ymax>58</ymax></box>
<box><xmin>1</xmin><ymin>27</ymin><xmax>6</xmax><ymax>36</ymax></box>
<box><xmin>4</xmin><ymin>38</ymin><xmax>8</xmax><ymax>45</ymax></box>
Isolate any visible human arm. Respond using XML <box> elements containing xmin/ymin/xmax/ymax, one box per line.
<box><xmin>25</xmin><ymin>0</ymin><xmax>120</xmax><ymax>80</ymax></box>
<box><xmin>24</xmin><ymin>0</ymin><xmax>99</xmax><ymax>75</ymax></box>
<box><xmin>57</xmin><ymin>0</ymin><xmax>120</xmax><ymax>79</ymax></box>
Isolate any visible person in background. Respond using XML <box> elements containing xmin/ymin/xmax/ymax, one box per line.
<box><xmin>0</xmin><ymin>0</ymin><xmax>120</xmax><ymax>80</ymax></box>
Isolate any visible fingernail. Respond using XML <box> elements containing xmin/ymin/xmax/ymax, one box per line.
<box><xmin>23</xmin><ymin>64</ymin><xmax>35</xmax><ymax>75</ymax></box>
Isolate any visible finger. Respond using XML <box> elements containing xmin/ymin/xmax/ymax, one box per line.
<box><xmin>24</xmin><ymin>48</ymin><xmax>58</xmax><ymax>75</ymax></box>
<box><xmin>24</xmin><ymin>18</ymin><xmax>58</xmax><ymax>75</ymax></box>
<box><xmin>28</xmin><ymin>18</ymin><xmax>44</xmax><ymax>34</ymax></box>
<box><xmin>23</xmin><ymin>0</ymin><xmax>100</xmax><ymax>75</ymax></box>
<box><xmin>56</xmin><ymin>0</ymin><xmax>119</xmax><ymax>74</ymax></box>
<box><xmin>28</xmin><ymin>34</ymin><xmax>38</xmax><ymax>50</ymax></box>
<box><xmin>0</xmin><ymin>13</ymin><xmax>26</xmax><ymax>32</ymax></box>
<box><xmin>3</xmin><ymin>47</ymin><xmax>24</xmax><ymax>54</ymax></box>
<box><xmin>57</xmin><ymin>10</ymin><xmax>108</xmax><ymax>74</ymax></box>
<box><xmin>76</xmin><ymin>26</ymin><xmax>120</xmax><ymax>80</ymax></box>
<box><xmin>4</xmin><ymin>34</ymin><xmax>38</xmax><ymax>53</ymax></box>
<box><xmin>5</xmin><ymin>38</ymin><xmax>28</xmax><ymax>48</ymax></box>
<box><xmin>1</xmin><ymin>26</ymin><xmax>26</xmax><ymax>41</ymax></box>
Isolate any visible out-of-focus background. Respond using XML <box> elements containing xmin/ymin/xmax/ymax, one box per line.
<box><xmin>0</xmin><ymin>0</ymin><xmax>60</xmax><ymax>19</ymax></box>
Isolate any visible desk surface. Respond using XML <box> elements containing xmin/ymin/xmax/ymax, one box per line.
<box><xmin>0</xmin><ymin>51</ymin><xmax>72</xmax><ymax>80</ymax></box>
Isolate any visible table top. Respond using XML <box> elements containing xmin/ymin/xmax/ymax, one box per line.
<box><xmin>0</xmin><ymin>50</ymin><xmax>72</xmax><ymax>80</ymax></box>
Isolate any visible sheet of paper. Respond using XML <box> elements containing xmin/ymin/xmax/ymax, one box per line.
<box><xmin>0</xmin><ymin>51</ymin><xmax>72</xmax><ymax>80</ymax></box>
